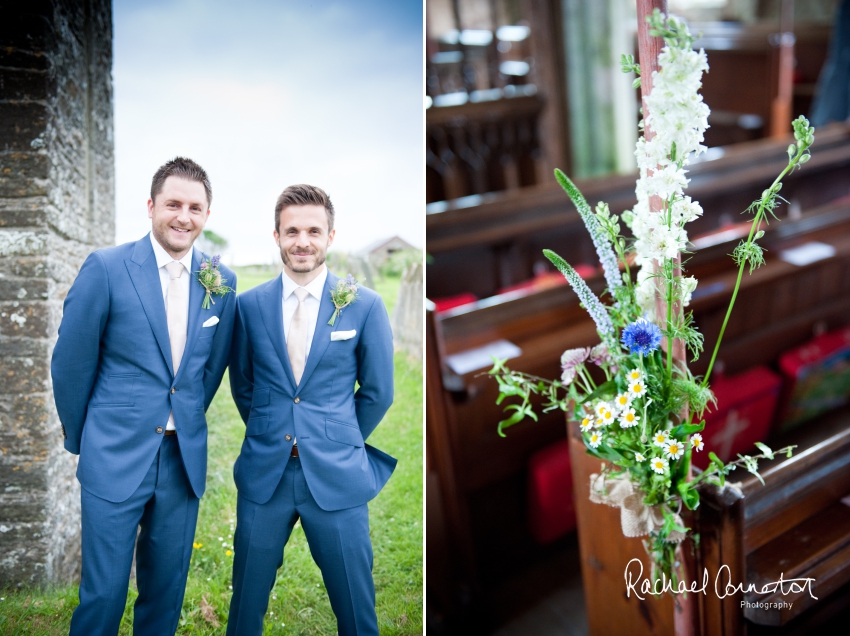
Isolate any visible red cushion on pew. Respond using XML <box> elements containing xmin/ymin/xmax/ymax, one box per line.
<box><xmin>777</xmin><ymin>323</ymin><xmax>850</xmax><ymax>430</ymax></box>
<box><xmin>693</xmin><ymin>366</ymin><xmax>782</xmax><ymax>470</ymax></box>
<box><xmin>431</xmin><ymin>293</ymin><xmax>478</xmax><ymax>313</ymax></box>
<box><xmin>528</xmin><ymin>439</ymin><xmax>576</xmax><ymax>544</ymax></box>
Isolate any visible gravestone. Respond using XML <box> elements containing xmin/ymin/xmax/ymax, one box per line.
<box><xmin>0</xmin><ymin>0</ymin><xmax>114</xmax><ymax>586</ymax></box>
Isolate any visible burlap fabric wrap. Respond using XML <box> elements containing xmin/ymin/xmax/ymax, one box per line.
<box><xmin>589</xmin><ymin>472</ymin><xmax>686</xmax><ymax>543</ymax></box>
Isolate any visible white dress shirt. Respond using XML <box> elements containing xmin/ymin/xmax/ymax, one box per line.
<box><xmin>282</xmin><ymin>265</ymin><xmax>327</xmax><ymax>361</ymax></box>
<box><xmin>282</xmin><ymin>265</ymin><xmax>327</xmax><ymax>445</ymax></box>
<box><xmin>150</xmin><ymin>233</ymin><xmax>193</xmax><ymax>430</ymax></box>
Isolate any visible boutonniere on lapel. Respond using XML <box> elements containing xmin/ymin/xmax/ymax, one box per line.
<box><xmin>196</xmin><ymin>254</ymin><xmax>233</xmax><ymax>309</ymax></box>
<box><xmin>328</xmin><ymin>274</ymin><xmax>358</xmax><ymax>326</ymax></box>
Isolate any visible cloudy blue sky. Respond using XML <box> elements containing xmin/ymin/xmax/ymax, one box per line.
<box><xmin>113</xmin><ymin>0</ymin><xmax>423</xmax><ymax>265</ymax></box>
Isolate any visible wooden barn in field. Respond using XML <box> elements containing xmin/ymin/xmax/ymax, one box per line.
<box><xmin>360</xmin><ymin>235</ymin><xmax>417</xmax><ymax>267</ymax></box>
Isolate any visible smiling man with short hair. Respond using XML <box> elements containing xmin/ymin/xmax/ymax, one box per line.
<box><xmin>52</xmin><ymin>157</ymin><xmax>237</xmax><ymax>635</ymax></box>
<box><xmin>226</xmin><ymin>184</ymin><xmax>396</xmax><ymax>636</ymax></box>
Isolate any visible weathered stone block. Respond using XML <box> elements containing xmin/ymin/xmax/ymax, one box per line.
<box><xmin>0</xmin><ymin>301</ymin><xmax>50</xmax><ymax>338</ymax></box>
<box><xmin>0</xmin><ymin>48</ymin><xmax>49</xmax><ymax>72</ymax></box>
<box><xmin>0</xmin><ymin>492</ymin><xmax>48</xmax><ymax>523</ymax></box>
<box><xmin>0</xmin><ymin>103</ymin><xmax>49</xmax><ymax>150</ymax></box>
<box><xmin>0</xmin><ymin>9</ymin><xmax>54</xmax><ymax>51</ymax></box>
<box><xmin>0</xmin><ymin>276</ymin><xmax>50</xmax><ymax>301</ymax></box>
<box><xmin>0</xmin><ymin>255</ymin><xmax>50</xmax><ymax>279</ymax></box>
<box><xmin>0</xmin><ymin>353</ymin><xmax>50</xmax><ymax>393</ymax></box>
<box><xmin>0</xmin><ymin>461</ymin><xmax>50</xmax><ymax>493</ymax></box>
<box><xmin>0</xmin><ymin>67</ymin><xmax>49</xmax><ymax>102</ymax></box>
<box><xmin>0</xmin><ymin>152</ymin><xmax>50</xmax><ymax>179</ymax></box>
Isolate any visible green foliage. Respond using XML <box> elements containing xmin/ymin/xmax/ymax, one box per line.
<box><xmin>646</xmin><ymin>9</ymin><xmax>694</xmax><ymax>50</ymax></box>
<box><xmin>664</xmin><ymin>311</ymin><xmax>704</xmax><ymax>360</ymax></box>
<box><xmin>670</xmin><ymin>373</ymin><xmax>714</xmax><ymax>418</ymax></box>
<box><xmin>620</xmin><ymin>53</ymin><xmax>641</xmax><ymax>76</ymax></box>
<box><xmin>202</xmin><ymin>229</ymin><xmax>229</xmax><ymax>248</ymax></box>
<box><xmin>489</xmin><ymin>358</ymin><xmax>570</xmax><ymax>436</ymax></box>
<box><xmin>379</xmin><ymin>249</ymin><xmax>422</xmax><ymax>278</ymax></box>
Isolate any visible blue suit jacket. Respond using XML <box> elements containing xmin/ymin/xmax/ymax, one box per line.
<box><xmin>229</xmin><ymin>271</ymin><xmax>396</xmax><ymax>510</ymax></box>
<box><xmin>51</xmin><ymin>235</ymin><xmax>237</xmax><ymax>503</ymax></box>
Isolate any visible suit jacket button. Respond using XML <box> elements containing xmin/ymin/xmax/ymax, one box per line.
<box><xmin>156</xmin><ymin>426</ymin><xmax>163</xmax><ymax>434</ymax></box>
<box><xmin>294</xmin><ymin>397</ymin><xmax>300</xmax><ymax>404</ymax></box>
<box><xmin>285</xmin><ymin>434</ymin><xmax>292</xmax><ymax>441</ymax></box>
<box><xmin>171</xmin><ymin>388</ymin><xmax>176</xmax><ymax>394</ymax></box>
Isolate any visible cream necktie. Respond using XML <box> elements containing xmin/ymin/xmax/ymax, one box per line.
<box><xmin>287</xmin><ymin>287</ymin><xmax>310</xmax><ymax>385</ymax></box>
<box><xmin>165</xmin><ymin>261</ymin><xmax>187</xmax><ymax>375</ymax></box>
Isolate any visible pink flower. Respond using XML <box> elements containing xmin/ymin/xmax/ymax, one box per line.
<box><xmin>560</xmin><ymin>347</ymin><xmax>590</xmax><ymax>384</ymax></box>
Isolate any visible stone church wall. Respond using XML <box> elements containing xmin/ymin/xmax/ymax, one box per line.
<box><xmin>0</xmin><ymin>0</ymin><xmax>114</xmax><ymax>586</ymax></box>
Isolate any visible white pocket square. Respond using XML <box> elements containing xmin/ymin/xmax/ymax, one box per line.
<box><xmin>331</xmin><ymin>329</ymin><xmax>356</xmax><ymax>341</ymax></box>
<box><xmin>202</xmin><ymin>316</ymin><xmax>219</xmax><ymax>328</ymax></box>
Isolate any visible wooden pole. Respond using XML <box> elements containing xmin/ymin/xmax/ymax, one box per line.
<box><xmin>636</xmin><ymin>0</ymin><xmax>687</xmax><ymax>367</ymax></box>
<box><xmin>635</xmin><ymin>2</ymin><xmax>698</xmax><ymax>635</ymax></box>
<box><xmin>770</xmin><ymin>0</ymin><xmax>795</xmax><ymax>137</ymax></box>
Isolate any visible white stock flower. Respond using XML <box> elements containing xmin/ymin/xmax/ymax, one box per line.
<box><xmin>630</xmin><ymin>21</ymin><xmax>709</xmax><ymax>290</ymax></box>
<box><xmin>634</xmin><ymin>216</ymin><xmax>688</xmax><ymax>263</ymax></box>
<box><xmin>635</xmin><ymin>274</ymin><xmax>658</xmax><ymax>321</ymax></box>
<box><xmin>680</xmin><ymin>276</ymin><xmax>698</xmax><ymax>307</ymax></box>
<box><xmin>643</xmin><ymin>165</ymin><xmax>689</xmax><ymax>202</ymax></box>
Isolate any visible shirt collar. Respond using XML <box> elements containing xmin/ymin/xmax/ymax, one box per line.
<box><xmin>282</xmin><ymin>264</ymin><xmax>327</xmax><ymax>301</ymax></box>
<box><xmin>150</xmin><ymin>232</ymin><xmax>194</xmax><ymax>272</ymax></box>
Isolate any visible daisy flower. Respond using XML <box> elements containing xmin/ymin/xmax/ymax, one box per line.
<box><xmin>580</xmin><ymin>417</ymin><xmax>594</xmax><ymax>432</ymax></box>
<box><xmin>618</xmin><ymin>408</ymin><xmax>640</xmax><ymax>429</ymax></box>
<box><xmin>651</xmin><ymin>456</ymin><xmax>668</xmax><ymax>474</ymax></box>
<box><xmin>628</xmin><ymin>380</ymin><xmax>647</xmax><ymax>399</ymax></box>
<box><xmin>691</xmin><ymin>433</ymin><xmax>704</xmax><ymax>452</ymax></box>
<box><xmin>635</xmin><ymin>452</ymin><xmax>646</xmax><ymax>462</ymax></box>
<box><xmin>600</xmin><ymin>408</ymin><xmax>615</xmax><ymax>426</ymax></box>
<box><xmin>595</xmin><ymin>401</ymin><xmax>609</xmax><ymax>417</ymax></box>
<box><xmin>613</xmin><ymin>393</ymin><xmax>632</xmax><ymax>411</ymax></box>
<box><xmin>626</xmin><ymin>368</ymin><xmax>644</xmax><ymax>383</ymax></box>
<box><xmin>653</xmin><ymin>431</ymin><xmax>669</xmax><ymax>447</ymax></box>
<box><xmin>587</xmin><ymin>431</ymin><xmax>603</xmax><ymax>448</ymax></box>
<box><xmin>664</xmin><ymin>440</ymin><xmax>685</xmax><ymax>460</ymax></box>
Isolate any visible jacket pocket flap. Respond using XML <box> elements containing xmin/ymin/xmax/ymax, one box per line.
<box><xmin>251</xmin><ymin>388</ymin><xmax>270</xmax><ymax>408</ymax></box>
<box><xmin>325</xmin><ymin>419</ymin><xmax>364</xmax><ymax>447</ymax></box>
<box><xmin>246</xmin><ymin>416</ymin><xmax>269</xmax><ymax>436</ymax></box>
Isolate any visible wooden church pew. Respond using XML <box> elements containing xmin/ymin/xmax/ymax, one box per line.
<box><xmin>426</xmin><ymin>123</ymin><xmax>850</xmax><ymax>301</ymax></box>
<box><xmin>696</xmin><ymin>406</ymin><xmax>850</xmax><ymax>634</ymax></box>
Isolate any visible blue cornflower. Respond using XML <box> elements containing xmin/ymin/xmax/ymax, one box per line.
<box><xmin>621</xmin><ymin>318</ymin><xmax>663</xmax><ymax>356</ymax></box>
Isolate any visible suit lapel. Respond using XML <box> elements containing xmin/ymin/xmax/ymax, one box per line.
<box><xmin>125</xmin><ymin>235</ymin><xmax>173</xmax><ymax>374</ymax></box>
<box><xmin>258</xmin><ymin>275</ymin><xmax>297</xmax><ymax>392</ymax></box>
<box><xmin>295</xmin><ymin>271</ymin><xmax>339</xmax><ymax>395</ymax></box>
<box><xmin>173</xmin><ymin>248</ymin><xmax>204</xmax><ymax>384</ymax></box>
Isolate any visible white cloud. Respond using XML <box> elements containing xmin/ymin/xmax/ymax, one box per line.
<box><xmin>113</xmin><ymin>0</ymin><xmax>423</xmax><ymax>265</ymax></box>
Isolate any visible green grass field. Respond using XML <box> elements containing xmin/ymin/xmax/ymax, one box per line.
<box><xmin>0</xmin><ymin>270</ymin><xmax>422</xmax><ymax>635</ymax></box>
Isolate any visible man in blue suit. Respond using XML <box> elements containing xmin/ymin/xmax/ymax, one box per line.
<box><xmin>226</xmin><ymin>184</ymin><xmax>396</xmax><ymax>636</ymax></box>
<box><xmin>52</xmin><ymin>157</ymin><xmax>237</xmax><ymax>635</ymax></box>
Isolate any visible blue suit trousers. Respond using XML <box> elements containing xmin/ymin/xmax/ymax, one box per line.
<box><xmin>226</xmin><ymin>457</ymin><xmax>378</xmax><ymax>636</ymax></box>
<box><xmin>70</xmin><ymin>436</ymin><xmax>199</xmax><ymax>636</ymax></box>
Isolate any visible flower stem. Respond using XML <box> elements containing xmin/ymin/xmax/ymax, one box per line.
<box><xmin>701</xmin><ymin>161</ymin><xmax>795</xmax><ymax>388</ymax></box>
<box><xmin>578</xmin><ymin>364</ymin><xmax>597</xmax><ymax>392</ymax></box>
<box><xmin>666</xmin><ymin>260</ymin><xmax>674</xmax><ymax>383</ymax></box>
